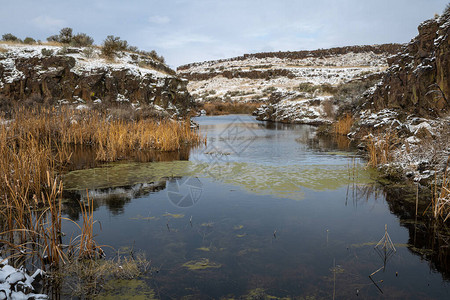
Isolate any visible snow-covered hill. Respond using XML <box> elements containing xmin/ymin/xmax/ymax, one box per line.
<box><xmin>177</xmin><ymin>44</ymin><xmax>401</xmax><ymax>123</ymax></box>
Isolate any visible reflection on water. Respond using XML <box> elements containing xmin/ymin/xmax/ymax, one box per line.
<box><xmin>61</xmin><ymin>115</ymin><xmax>450</xmax><ymax>299</ymax></box>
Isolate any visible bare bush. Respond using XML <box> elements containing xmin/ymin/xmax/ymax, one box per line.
<box><xmin>101</xmin><ymin>35</ymin><xmax>128</xmax><ymax>59</ymax></box>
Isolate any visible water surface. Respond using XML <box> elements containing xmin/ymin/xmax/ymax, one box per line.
<box><xmin>62</xmin><ymin>115</ymin><xmax>450</xmax><ymax>299</ymax></box>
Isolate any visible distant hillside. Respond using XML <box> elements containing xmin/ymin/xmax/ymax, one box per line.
<box><xmin>177</xmin><ymin>44</ymin><xmax>401</xmax><ymax>124</ymax></box>
<box><xmin>178</xmin><ymin>44</ymin><xmax>402</xmax><ymax>71</ymax></box>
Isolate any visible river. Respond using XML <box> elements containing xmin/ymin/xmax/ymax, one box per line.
<box><xmin>61</xmin><ymin>115</ymin><xmax>450</xmax><ymax>299</ymax></box>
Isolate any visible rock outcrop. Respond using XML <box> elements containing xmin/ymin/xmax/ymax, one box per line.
<box><xmin>366</xmin><ymin>10</ymin><xmax>450</xmax><ymax>117</ymax></box>
<box><xmin>0</xmin><ymin>45</ymin><xmax>193</xmax><ymax>116</ymax></box>
<box><xmin>177</xmin><ymin>44</ymin><xmax>400</xmax><ymax>124</ymax></box>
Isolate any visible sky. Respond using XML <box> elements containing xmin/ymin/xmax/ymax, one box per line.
<box><xmin>0</xmin><ymin>0</ymin><xmax>448</xmax><ymax>67</ymax></box>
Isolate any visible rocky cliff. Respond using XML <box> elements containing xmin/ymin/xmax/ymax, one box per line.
<box><xmin>177</xmin><ymin>44</ymin><xmax>401</xmax><ymax>124</ymax></box>
<box><xmin>0</xmin><ymin>44</ymin><xmax>193</xmax><ymax>116</ymax></box>
<box><xmin>365</xmin><ymin>10</ymin><xmax>450</xmax><ymax>117</ymax></box>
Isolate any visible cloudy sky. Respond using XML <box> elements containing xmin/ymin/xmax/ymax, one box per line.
<box><xmin>1</xmin><ymin>0</ymin><xmax>448</xmax><ymax>67</ymax></box>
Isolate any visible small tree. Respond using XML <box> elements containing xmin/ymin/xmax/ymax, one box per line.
<box><xmin>71</xmin><ymin>33</ymin><xmax>94</xmax><ymax>47</ymax></box>
<box><xmin>2</xmin><ymin>33</ymin><xmax>19</xmax><ymax>42</ymax></box>
<box><xmin>101</xmin><ymin>35</ymin><xmax>128</xmax><ymax>59</ymax></box>
<box><xmin>59</xmin><ymin>27</ymin><xmax>73</xmax><ymax>44</ymax></box>
<box><xmin>23</xmin><ymin>37</ymin><xmax>36</xmax><ymax>44</ymax></box>
<box><xmin>46</xmin><ymin>34</ymin><xmax>60</xmax><ymax>43</ymax></box>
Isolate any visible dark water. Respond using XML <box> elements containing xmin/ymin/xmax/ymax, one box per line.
<box><xmin>62</xmin><ymin>115</ymin><xmax>450</xmax><ymax>299</ymax></box>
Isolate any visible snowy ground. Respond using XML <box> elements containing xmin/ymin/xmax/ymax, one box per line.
<box><xmin>179</xmin><ymin>50</ymin><xmax>388</xmax><ymax>123</ymax></box>
<box><xmin>0</xmin><ymin>43</ymin><xmax>169</xmax><ymax>90</ymax></box>
<box><xmin>0</xmin><ymin>257</ymin><xmax>47</xmax><ymax>299</ymax></box>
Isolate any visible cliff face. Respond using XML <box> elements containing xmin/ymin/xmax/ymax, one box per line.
<box><xmin>178</xmin><ymin>44</ymin><xmax>399</xmax><ymax>124</ymax></box>
<box><xmin>0</xmin><ymin>45</ymin><xmax>192</xmax><ymax>116</ymax></box>
<box><xmin>367</xmin><ymin>12</ymin><xmax>450</xmax><ymax>117</ymax></box>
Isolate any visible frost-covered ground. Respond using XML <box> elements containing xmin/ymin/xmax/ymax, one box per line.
<box><xmin>352</xmin><ymin>108</ymin><xmax>450</xmax><ymax>183</ymax></box>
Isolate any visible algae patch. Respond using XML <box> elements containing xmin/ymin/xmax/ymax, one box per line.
<box><xmin>182</xmin><ymin>258</ymin><xmax>222</xmax><ymax>270</ymax></box>
<box><xmin>200</xmin><ymin>162</ymin><xmax>375</xmax><ymax>201</ymax></box>
<box><xmin>63</xmin><ymin>160</ymin><xmax>197</xmax><ymax>191</ymax></box>
<box><xmin>97</xmin><ymin>279</ymin><xmax>157</xmax><ymax>300</ymax></box>
<box><xmin>130</xmin><ymin>214</ymin><xmax>157</xmax><ymax>221</ymax></box>
<box><xmin>163</xmin><ymin>213</ymin><xmax>185</xmax><ymax>219</ymax></box>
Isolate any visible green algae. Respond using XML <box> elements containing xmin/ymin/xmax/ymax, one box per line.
<box><xmin>63</xmin><ymin>160</ymin><xmax>199</xmax><ymax>191</ymax></box>
<box><xmin>130</xmin><ymin>214</ymin><xmax>157</xmax><ymax>221</ymax></box>
<box><xmin>182</xmin><ymin>258</ymin><xmax>222</xmax><ymax>270</ymax></box>
<box><xmin>236</xmin><ymin>233</ymin><xmax>247</xmax><ymax>238</ymax></box>
<box><xmin>97</xmin><ymin>279</ymin><xmax>157</xmax><ymax>300</ymax></box>
<box><xmin>163</xmin><ymin>213</ymin><xmax>185</xmax><ymax>219</ymax></box>
<box><xmin>202</xmin><ymin>162</ymin><xmax>375</xmax><ymax>200</ymax></box>
<box><xmin>237</xmin><ymin>248</ymin><xmax>259</xmax><ymax>256</ymax></box>
<box><xmin>197</xmin><ymin>247</ymin><xmax>211</xmax><ymax>252</ymax></box>
<box><xmin>233</xmin><ymin>225</ymin><xmax>244</xmax><ymax>230</ymax></box>
<box><xmin>63</xmin><ymin>159</ymin><xmax>375</xmax><ymax>201</ymax></box>
<box><xmin>201</xmin><ymin>222</ymin><xmax>214</xmax><ymax>227</ymax></box>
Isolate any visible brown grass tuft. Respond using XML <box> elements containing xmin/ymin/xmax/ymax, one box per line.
<box><xmin>365</xmin><ymin>131</ymin><xmax>398</xmax><ymax>168</ymax></box>
<box><xmin>0</xmin><ymin>106</ymin><xmax>204</xmax><ymax>271</ymax></box>
<box><xmin>201</xmin><ymin>102</ymin><xmax>261</xmax><ymax>115</ymax></box>
<box><xmin>334</xmin><ymin>113</ymin><xmax>353</xmax><ymax>136</ymax></box>
<box><xmin>431</xmin><ymin>156</ymin><xmax>450</xmax><ymax>221</ymax></box>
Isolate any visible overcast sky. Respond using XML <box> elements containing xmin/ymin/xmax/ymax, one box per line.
<box><xmin>1</xmin><ymin>0</ymin><xmax>448</xmax><ymax>67</ymax></box>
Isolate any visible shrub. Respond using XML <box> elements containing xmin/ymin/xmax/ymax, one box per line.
<box><xmin>46</xmin><ymin>34</ymin><xmax>60</xmax><ymax>42</ymax></box>
<box><xmin>101</xmin><ymin>35</ymin><xmax>128</xmax><ymax>59</ymax></box>
<box><xmin>59</xmin><ymin>27</ymin><xmax>73</xmax><ymax>44</ymax></box>
<box><xmin>296</xmin><ymin>82</ymin><xmax>316</xmax><ymax>93</ymax></box>
<box><xmin>82</xmin><ymin>46</ymin><xmax>95</xmax><ymax>58</ymax></box>
<box><xmin>57</xmin><ymin>46</ymin><xmax>68</xmax><ymax>55</ymax></box>
<box><xmin>41</xmin><ymin>48</ymin><xmax>54</xmax><ymax>56</ymax></box>
<box><xmin>71</xmin><ymin>33</ymin><xmax>94</xmax><ymax>47</ymax></box>
<box><xmin>2</xmin><ymin>33</ymin><xmax>19</xmax><ymax>42</ymax></box>
<box><xmin>23</xmin><ymin>37</ymin><xmax>36</xmax><ymax>44</ymax></box>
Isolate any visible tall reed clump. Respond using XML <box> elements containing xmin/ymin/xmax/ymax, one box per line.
<box><xmin>431</xmin><ymin>156</ymin><xmax>450</xmax><ymax>222</ymax></box>
<box><xmin>66</xmin><ymin>193</ymin><xmax>104</xmax><ymax>260</ymax></box>
<box><xmin>0</xmin><ymin>106</ymin><xmax>203</xmax><ymax>270</ymax></box>
<box><xmin>334</xmin><ymin>113</ymin><xmax>353</xmax><ymax>136</ymax></box>
<box><xmin>364</xmin><ymin>131</ymin><xmax>398</xmax><ymax>168</ymax></box>
<box><xmin>0</xmin><ymin>171</ymin><xmax>65</xmax><ymax>270</ymax></box>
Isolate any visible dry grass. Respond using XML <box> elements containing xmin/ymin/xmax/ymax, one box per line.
<box><xmin>334</xmin><ymin>113</ymin><xmax>353</xmax><ymax>135</ymax></box>
<box><xmin>0</xmin><ymin>171</ymin><xmax>65</xmax><ymax>270</ymax></box>
<box><xmin>0</xmin><ymin>106</ymin><xmax>203</xmax><ymax>272</ymax></box>
<box><xmin>42</xmin><ymin>41</ymin><xmax>64</xmax><ymax>47</ymax></box>
<box><xmin>66</xmin><ymin>193</ymin><xmax>104</xmax><ymax>260</ymax></box>
<box><xmin>201</xmin><ymin>102</ymin><xmax>261</xmax><ymax>115</ymax></box>
<box><xmin>0</xmin><ymin>46</ymin><xmax>7</xmax><ymax>53</ymax></box>
<box><xmin>431</xmin><ymin>156</ymin><xmax>450</xmax><ymax>221</ymax></box>
<box><xmin>365</xmin><ymin>131</ymin><xmax>398</xmax><ymax>168</ymax></box>
<box><xmin>61</xmin><ymin>252</ymin><xmax>150</xmax><ymax>298</ymax></box>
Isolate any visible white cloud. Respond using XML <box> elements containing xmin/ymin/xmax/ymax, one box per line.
<box><xmin>156</xmin><ymin>33</ymin><xmax>216</xmax><ymax>49</ymax></box>
<box><xmin>31</xmin><ymin>15</ymin><xmax>65</xmax><ymax>32</ymax></box>
<box><xmin>148</xmin><ymin>15</ymin><xmax>170</xmax><ymax>25</ymax></box>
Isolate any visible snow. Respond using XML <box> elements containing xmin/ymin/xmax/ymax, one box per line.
<box><xmin>0</xmin><ymin>44</ymin><xmax>169</xmax><ymax>89</ymax></box>
<box><xmin>181</xmin><ymin>49</ymin><xmax>389</xmax><ymax>108</ymax></box>
<box><xmin>0</xmin><ymin>257</ymin><xmax>48</xmax><ymax>299</ymax></box>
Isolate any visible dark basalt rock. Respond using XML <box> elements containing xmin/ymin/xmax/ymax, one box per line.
<box><xmin>366</xmin><ymin>13</ymin><xmax>450</xmax><ymax>117</ymax></box>
<box><xmin>0</xmin><ymin>53</ymin><xmax>193</xmax><ymax>116</ymax></box>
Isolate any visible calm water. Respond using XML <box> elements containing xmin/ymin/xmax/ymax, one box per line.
<box><xmin>62</xmin><ymin>115</ymin><xmax>450</xmax><ymax>299</ymax></box>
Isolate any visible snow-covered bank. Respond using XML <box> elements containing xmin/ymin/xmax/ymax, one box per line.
<box><xmin>0</xmin><ymin>257</ymin><xmax>47</xmax><ymax>299</ymax></box>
